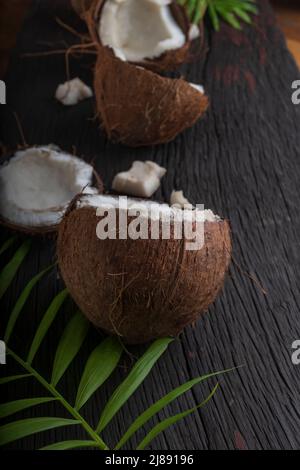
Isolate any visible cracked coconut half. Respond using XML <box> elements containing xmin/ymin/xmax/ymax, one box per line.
<box><xmin>58</xmin><ymin>193</ymin><xmax>231</xmax><ymax>343</ymax></box>
<box><xmin>0</xmin><ymin>146</ymin><xmax>103</xmax><ymax>234</ymax></box>
<box><xmin>85</xmin><ymin>0</ymin><xmax>209</xmax><ymax>147</ymax></box>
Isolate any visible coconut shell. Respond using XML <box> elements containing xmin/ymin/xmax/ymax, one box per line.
<box><xmin>86</xmin><ymin>0</ymin><xmax>196</xmax><ymax>73</ymax></box>
<box><xmin>0</xmin><ymin>149</ymin><xmax>104</xmax><ymax>236</ymax></box>
<box><xmin>57</xmin><ymin>205</ymin><xmax>231</xmax><ymax>344</ymax></box>
<box><xmin>93</xmin><ymin>47</ymin><xmax>209</xmax><ymax>147</ymax></box>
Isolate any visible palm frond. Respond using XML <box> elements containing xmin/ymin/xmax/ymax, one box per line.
<box><xmin>26</xmin><ymin>288</ymin><xmax>68</xmax><ymax>365</ymax></box>
<box><xmin>136</xmin><ymin>384</ymin><xmax>219</xmax><ymax>450</ymax></box>
<box><xmin>178</xmin><ymin>0</ymin><xmax>258</xmax><ymax>30</ymax></box>
<box><xmin>75</xmin><ymin>337</ymin><xmax>123</xmax><ymax>411</ymax></box>
<box><xmin>0</xmin><ymin>240</ymin><xmax>31</xmax><ymax>300</ymax></box>
<box><xmin>0</xmin><ymin>418</ymin><xmax>79</xmax><ymax>447</ymax></box>
<box><xmin>1</xmin><ymin>240</ymin><xmax>235</xmax><ymax>450</ymax></box>
<box><xmin>0</xmin><ymin>398</ymin><xmax>56</xmax><ymax>419</ymax></box>
<box><xmin>115</xmin><ymin>369</ymin><xmax>234</xmax><ymax>449</ymax></box>
<box><xmin>51</xmin><ymin>311</ymin><xmax>89</xmax><ymax>387</ymax></box>
<box><xmin>96</xmin><ymin>338</ymin><xmax>173</xmax><ymax>433</ymax></box>
<box><xmin>0</xmin><ymin>236</ymin><xmax>18</xmax><ymax>257</ymax></box>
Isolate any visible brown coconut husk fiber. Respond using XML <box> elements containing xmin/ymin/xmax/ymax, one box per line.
<box><xmin>71</xmin><ymin>0</ymin><xmax>93</xmax><ymax>17</ymax></box>
<box><xmin>84</xmin><ymin>0</ymin><xmax>209</xmax><ymax>146</ymax></box>
<box><xmin>93</xmin><ymin>49</ymin><xmax>209</xmax><ymax>146</ymax></box>
<box><xmin>57</xmin><ymin>204</ymin><xmax>231</xmax><ymax>344</ymax></box>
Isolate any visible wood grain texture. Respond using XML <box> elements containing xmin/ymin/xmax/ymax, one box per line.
<box><xmin>0</xmin><ymin>0</ymin><xmax>32</xmax><ymax>78</ymax></box>
<box><xmin>0</xmin><ymin>0</ymin><xmax>300</xmax><ymax>450</ymax></box>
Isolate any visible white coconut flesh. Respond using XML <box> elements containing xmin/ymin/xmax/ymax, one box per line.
<box><xmin>99</xmin><ymin>0</ymin><xmax>186</xmax><ymax>62</ymax></box>
<box><xmin>0</xmin><ymin>147</ymin><xmax>98</xmax><ymax>229</ymax></box>
<box><xmin>78</xmin><ymin>194</ymin><xmax>220</xmax><ymax>223</ymax></box>
<box><xmin>112</xmin><ymin>160</ymin><xmax>167</xmax><ymax>198</ymax></box>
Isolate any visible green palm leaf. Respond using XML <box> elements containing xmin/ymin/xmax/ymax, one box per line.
<box><xmin>0</xmin><ymin>237</ymin><xmax>18</xmax><ymax>257</ymax></box>
<box><xmin>136</xmin><ymin>384</ymin><xmax>219</xmax><ymax>450</ymax></box>
<box><xmin>75</xmin><ymin>337</ymin><xmax>123</xmax><ymax>411</ymax></box>
<box><xmin>0</xmin><ymin>240</ymin><xmax>31</xmax><ymax>300</ymax></box>
<box><xmin>1</xmin><ymin>239</ymin><xmax>236</xmax><ymax>451</ymax></box>
<box><xmin>178</xmin><ymin>0</ymin><xmax>257</xmax><ymax>29</ymax></box>
<box><xmin>40</xmin><ymin>440</ymin><xmax>98</xmax><ymax>450</ymax></box>
<box><xmin>115</xmin><ymin>368</ymin><xmax>233</xmax><ymax>449</ymax></box>
<box><xmin>96</xmin><ymin>338</ymin><xmax>173</xmax><ymax>433</ymax></box>
<box><xmin>51</xmin><ymin>312</ymin><xmax>89</xmax><ymax>387</ymax></box>
<box><xmin>0</xmin><ymin>374</ymin><xmax>31</xmax><ymax>385</ymax></box>
<box><xmin>26</xmin><ymin>289</ymin><xmax>68</xmax><ymax>365</ymax></box>
<box><xmin>0</xmin><ymin>397</ymin><xmax>56</xmax><ymax>419</ymax></box>
<box><xmin>4</xmin><ymin>264</ymin><xmax>54</xmax><ymax>343</ymax></box>
<box><xmin>0</xmin><ymin>417</ymin><xmax>79</xmax><ymax>446</ymax></box>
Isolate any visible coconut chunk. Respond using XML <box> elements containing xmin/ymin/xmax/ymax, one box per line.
<box><xmin>112</xmin><ymin>161</ymin><xmax>166</xmax><ymax>197</ymax></box>
<box><xmin>189</xmin><ymin>83</ymin><xmax>205</xmax><ymax>94</ymax></box>
<box><xmin>99</xmin><ymin>0</ymin><xmax>186</xmax><ymax>63</ymax></box>
<box><xmin>55</xmin><ymin>78</ymin><xmax>93</xmax><ymax>106</ymax></box>
<box><xmin>188</xmin><ymin>23</ymin><xmax>200</xmax><ymax>41</ymax></box>
<box><xmin>170</xmin><ymin>190</ymin><xmax>194</xmax><ymax>209</ymax></box>
<box><xmin>0</xmin><ymin>146</ymin><xmax>99</xmax><ymax>231</ymax></box>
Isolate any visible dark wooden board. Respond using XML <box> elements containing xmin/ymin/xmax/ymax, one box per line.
<box><xmin>1</xmin><ymin>0</ymin><xmax>300</xmax><ymax>450</ymax></box>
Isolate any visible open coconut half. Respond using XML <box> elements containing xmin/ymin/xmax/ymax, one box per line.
<box><xmin>87</xmin><ymin>0</ymin><xmax>194</xmax><ymax>72</ymax></box>
<box><xmin>86</xmin><ymin>0</ymin><xmax>208</xmax><ymax>147</ymax></box>
<box><xmin>0</xmin><ymin>146</ymin><xmax>103</xmax><ymax>234</ymax></box>
<box><xmin>57</xmin><ymin>194</ymin><xmax>231</xmax><ymax>344</ymax></box>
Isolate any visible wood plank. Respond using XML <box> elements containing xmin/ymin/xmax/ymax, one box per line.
<box><xmin>0</xmin><ymin>0</ymin><xmax>32</xmax><ymax>78</ymax></box>
<box><xmin>1</xmin><ymin>0</ymin><xmax>300</xmax><ymax>451</ymax></box>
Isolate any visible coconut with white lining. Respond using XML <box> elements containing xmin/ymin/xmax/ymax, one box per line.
<box><xmin>58</xmin><ymin>193</ymin><xmax>231</xmax><ymax>343</ymax></box>
<box><xmin>86</xmin><ymin>0</ymin><xmax>197</xmax><ymax>72</ymax></box>
<box><xmin>0</xmin><ymin>146</ymin><xmax>102</xmax><ymax>234</ymax></box>
<box><xmin>99</xmin><ymin>0</ymin><xmax>186</xmax><ymax>63</ymax></box>
<box><xmin>84</xmin><ymin>0</ymin><xmax>208</xmax><ymax>146</ymax></box>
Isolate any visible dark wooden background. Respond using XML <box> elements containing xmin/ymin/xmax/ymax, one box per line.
<box><xmin>1</xmin><ymin>0</ymin><xmax>300</xmax><ymax>450</ymax></box>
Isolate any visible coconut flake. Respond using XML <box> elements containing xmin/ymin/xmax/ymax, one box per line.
<box><xmin>188</xmin><ymin>23</ymin><xmax>200</xmax><ymax>41</ymax></box>
<box><xmin>170</xmin><ymin>190</ymin><xmax>194</xmax><ymax>209</ymax></box>
<box><xmin>55</xmin><ymin>78</ymin><xmax>93</xmax><ymax>106</ymax></box>
<box><xmin>99</xmin><ymin>0</ymin><xmax>186</xmax><ymax>63</ymax></box>
<box><xmin>189</xmin><ymin>83</ymin><xmax>205</xmax><ymax>94</ymax></box>
<box><xmin>112</xmin><ymin>161</ymin><xmax>166</xmax><ymax>198</ymax></box>
<box><xmin>0</xmin><ymin>146</ymin><xmax>98</xmax><ymax>229</ymax></box>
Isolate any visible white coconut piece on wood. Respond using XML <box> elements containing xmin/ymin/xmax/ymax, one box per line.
<box><xmin>189</xmin><ymin>83</ymin><xmax>205</xmax><ymax>95</ymax></box>
<box><xmin>188</xmin><ymin>23</ymin><xmax>200</xmax><ymax>41</ymax></box>
<box><xmin>99</xmin><ymin>0</ymin><xmax>186</xmax><ymax>63</ymax></box>
<box><xmin>55</xmin><ymin>78</ymin><xmax>93</xmax><ymax>106</ymax></box>
<box><xmin>0</xmin><ymin>146</ymin><xmax>99</xmax><ymax>231</ymax></box>
<box><xmin>170</xmin><ymin>190</ymin><xmax>194</xmax><ymax>209</ymax></box>
<box><xmin>112</xmin><ymin>161</ymin><xmax>166</xmax><ymax>198</ymax></box>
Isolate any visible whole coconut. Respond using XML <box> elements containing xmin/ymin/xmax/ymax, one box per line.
<box><xmin>57</xmin><ymin>195</ymin><xmax>231</xmax><ymax>344</ymax></box>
